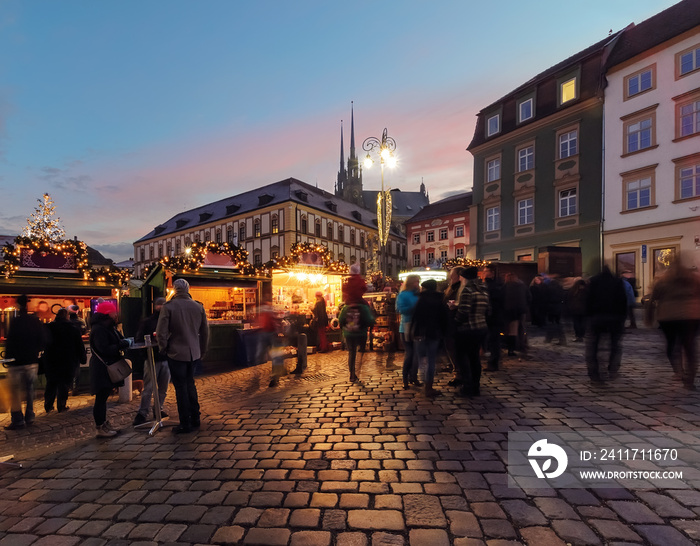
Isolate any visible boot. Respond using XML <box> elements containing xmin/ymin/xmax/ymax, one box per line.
<box><xmin>424</xmin><ymin>379</ymin><xmax>440</xmax><ymax>397</ymax></box>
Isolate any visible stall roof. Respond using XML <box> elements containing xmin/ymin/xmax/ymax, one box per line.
<box><xmin>0</xmin><ymin>273</ymin><xmax>117</xmax><ymax>296</ymax></box>
<box><xmin>143</xmin><ymin>262</ymin><xmax>269</xmax><ymax>288</ymax></box>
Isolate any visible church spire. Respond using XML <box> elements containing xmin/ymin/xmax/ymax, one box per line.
<box><xmin>340</xmin><ymin>119</ymin><xmax>345</xmax><ymax>172</ymax></box>
<box><xmin>350</xmin><ymin>101</ymin><xmax>356</xmax><ymax>161</ymax></box>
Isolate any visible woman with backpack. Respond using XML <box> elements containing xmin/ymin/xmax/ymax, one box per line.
<box><xmin>339</xmin><ymin>300</ymin><xmax>375</xmax><ymax>382</ymax></box>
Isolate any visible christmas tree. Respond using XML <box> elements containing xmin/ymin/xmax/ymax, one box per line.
<box><xmin>21</xmin><ymin>193</ymin><xmax>66</xmax><ymax>242</ymax></box>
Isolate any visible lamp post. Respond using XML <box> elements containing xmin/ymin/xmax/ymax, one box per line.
<box><xmin>363</xmin><ymin>128</ymin><xmax>397</xmax><ymax>277</ymax></box>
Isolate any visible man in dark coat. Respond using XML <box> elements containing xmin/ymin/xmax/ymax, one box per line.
<box><xmin>585</xmin><ymin>266</ymin><xmax>628</xmax><ymax>383</ymax></box>
<box><xmin>44</xmin><ymin>308</ymin><xmax>86</xmax><ymax>413</ymax></box>
<box><xmin>156</xmin><ymin>279</ymin><xmax>209</xmax><ymax>434</ymax></box>
<box><xmin>5</xmin><ymin>294</ymin><xmax>49</xmax><ymax>429</ymax></box>
<box><xmin>133</xmin><ymin>297</ymin><xmax>171</xmax><ymax>426</ymax></box>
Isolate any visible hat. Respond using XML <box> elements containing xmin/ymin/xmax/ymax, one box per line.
<box><xmin>315</xmin><ymin>291</ymin><xmax>323</xmax><ymax>297</ymax></box>
<box><xmin>173</xmin><ymin>278</ymin><xmax>190</xmax><ymax>293</ymax></box>
<box><xmin>68</xmin><ymin>304</ymin><xmax>80</xmax><ymax>313</ymax></box>
<box><xmin>154</xmin><ymin>297</ymin><xmax>167</xmax><ymax>306</ymax></box>
<box><xmin>461</xmin><ymin>266</ymin><xmax>479</xmax><ymax>280</ymax></box>
<box><xmin>95</xmin><ymin>302</ymin><xmax>117</xmax><ymax>315</ymax></box>
<box><xmin>350</xmin><ymin>263</ymin><xmax>361</xmax><ymax>275</ymax></box>
<box><xmin>421</xmin><ymin>279</ymin><xmax>438</xmax><ymax>291</ymax></box>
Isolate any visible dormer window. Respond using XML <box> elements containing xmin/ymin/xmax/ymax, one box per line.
<box><xmin>295</xmin><ymin>190</ymin><xmax>308</xmax><ymax>202</ymax></box>
<box><xmin>226</xmin><ymin>204</ymin><xmax>241</xmax><ymax>215</ymax></box>
<box><xmin>258</xmin><ymin>194</ymin><xmax>274</xmax><ymax>207</ymax></box>
<box><xmin>487</xmin><ymin>114</ymin><xmax>500</xmax><ymax>136</ymax></box>
<box><xmin>175</xmin><ymin>219</ymin><xmax>189</xmax><ymax>229</ymax></box>
<box><xmin>325</xmin><ymin>200</ymin><xmax>337</xmax><ymax>212</ymax></box>
<box><xmin>199</xmin><ymin>212</ymin><xmax>212</xmax><ymax>223</ymax></box>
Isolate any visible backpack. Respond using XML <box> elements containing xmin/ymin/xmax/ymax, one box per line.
<box><xmin>342</xmin><ymin>304</ymin><xmax>365</xmax><ymax>334</ymax></box>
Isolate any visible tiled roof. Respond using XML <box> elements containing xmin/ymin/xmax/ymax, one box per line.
<box><xmin>362</xmin><ymin>189</ymin><xmax>429</xmax><ymax>219</ymax></box>
<box><xmin>606</xmin><ymin>0</ymin><xmax>700</xmax><ymax>68</ymax></box>
<box><xmin>405</xmin><ymin>192</ymin><xmax>472</xmax><ymax>224</ymax></box>
<box><xmin>135</xmin><ymin>177</ymin><xmax>405</xmax><ymax>244</ymax></box>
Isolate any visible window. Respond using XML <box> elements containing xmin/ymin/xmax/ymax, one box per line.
<box><xmin>678</xmin><ymin>96</ymin><xmax>700</xmax><ymax>138</ymax></box>
<box><xmin>440</xmin><ymin>250</ymin><xmax>448</xmax><ymax>260</ymax></box>
<box><xmin>625</xmin><ymin>176</ymin><xmax>652</xmax><ymax>210</ymax></box>
<box><xmin>350</xmin><ymin>230</ymin><xmax>356</xmax><ymax>246</ymax></box>
<box><xmin>194</xmin><ymin>234</ymin><xmax>200</xmax><ymax>243</ymax></box>
<box><xmin>215</xmin><ymin>229</ymin><xmax>222</xmax><ymax>244</ymax></box>
<box><xmin>271</xmin><ymin>251</ymin><xmax>279</xmax><ymax>259</ymax></box>
<box><xmin>653</xmin><ymin>247</ymin><xmax>677</xmax><ymax>278</ymax></box>
<box><xmin>518</xmin><ymin>145</ymin><xmax>534</xmax><ymax>172</ymax></box>
<box><xmin>615</xmin><ymin>252</ymin><xmax>636</xmax><ymax>277</ymax></box>
<box><xmin>439</xmin><ymin>228</ymin><xmax>448</xmax><ymax>240</ymax></box>
<box><xmin>623</xmin><ymin>107</ymin><xmax>657</xmax><ymax>154</ymax></box>
<box><xmin>675</xmin><ymin>156</ymin><xmax>700</xmax><ymax>200</ymax></box>
<box><xmin>139</xmin><ymin>247</ymin><xmax>145</xmax><ymax>262</ymax></box>
<box><xmin>486</xmin><ymin>157</ymin><xmax>501</xmax><ymax>182</ymax></box>
<box><xmin>517</xmin><ymin>198</ymin><xmax>533</xmax><ymax>225</ymax></box>
<box><xmin>486</xmin><ymin>206</ymin><xmax>500</xmax><ymax>232</ymax></box>
<box><xmin>426</xmin><ymin>231</ymin><xmax>434</xmax><ymax>242</ymax></box>
<box><xmin>519</xmin><ymin>98</ymin><xmax>533</xmax><ymax>123</ymax></box>
<box><xmin>455</xmin><ymin>225</ymin><xmax>464</xmax><ymax>237</ymax></box>
<box><xmin>560</xmin><ymin>77</ymin><xmax>577</xmax><ymax>104</ymax></box>
<box><xmin>487</xmin><ymin>114</ymin><xmax>500</xmax><ymax>137</ymax></box>
<box><xmin>338</xmin><ymin>226</ymin><xmax>344</xmax><ymax>242</ymax></box>
<box><xmin>327</xmin><ymin>222</ymin><xmax>333</xmax><ymax>239</ymax></box>
<box><xmin>238</xmin><ymin>225</ymin><xmax>245</xmax><ymax>241</ymax></box>
<box><xmin>559</xmin><ymin>130</ymin><xmax>577</xmax><ymax>159</ymax></box>
<box><xmin>185</xmin><ymin>236</ymin><xmax>191</xmax><ymax>246</ymax></box>
<box><xmin>427</xmin><ymin>251</ymin><xmax>435</xmax><ymax>263</ymax></box>
<box><xmin>360</xmin><ymin>232</ymin><xmax>365</xmax><ymax>248</ymax></box>
<box><xmin>678</xmin><ymin>44</ymin><xmax>700</xmax><ymax>77</ymax></box>
<box><xmin>271</xmin><ymin>216</ymin><xmax>279</xmax><ymax>234</ymax></box>
<box><xmin>226</xmin><ymin>227</ymin><xmax>234</xmax><ymax>244</ymax></box>
<box><xmin>456</xmin><ymin>247</ymin><xmax>464</xmax><ymax>258</ymax></box>
<box><xmin>559</xmin><ymin>189</ymin><xmax>577</xmax><ymax>217</ymax></box>
<box><xmin>175</xmin><ymin>240</ymin><xmax>181</xmax><ymax>254</ymax></box>
<box><xmin>413</xmin><ymin>253</ymin><xmax>421</xmax><ymax>267</ymax></box>
<box><xmin>254</xmin><ymin>253</ymin><xmax>262</xmax><ymax>266</ymax></box>
<box><xmin>254</xmin><ymin>220</ymin><xmax>261</xmax><ymax>237</ymax></box>
<box><xmin>204</xmin><ymin>232</ymin><xmax>210</xmax><ymax>242</ymax></box>
<box><xmin>158</xmin><ymin>244</ymin><xmax>163</xmax><ymax>258</ymax></box>
<box><xmin>300</xmin><ymin>216</ymin><xmax>307</xmax><ymax>234</ymax></box>
<box><xmin>412</xmin><ymin>233</ymin><xmax>420</xmax><ymax>244</ymax></box>
<box><xmin>625</xmin><ymin>66</ymin><xmax>654</xmax><ymax>98</ymax></box>
<box><xmin>315</xmin><ymin>220</ymin><xmax>321</xmax><ymax>237</ymax></box>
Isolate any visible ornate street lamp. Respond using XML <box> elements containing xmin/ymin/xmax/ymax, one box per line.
<box><xmin>363</xmin><ymin>128</ymin><xmax>397</xmax><ymax>276</ymax></box>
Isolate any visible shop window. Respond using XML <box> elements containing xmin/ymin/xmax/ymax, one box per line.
<box><xmin>653</xmin><ymin>247</ymin><xmax>677</xmax><ymax>278</ymax></box>
<box><xmin>439</xmin><ymin>228</ymin><xmax>448</xmax><ymax>240</ymax></box>
<box><xmin>615</xmin><ymin>251</ymin><xmax>636</xmax><ymax>277</ymax></box>
<box><xmin>455</xmin><ymin>225</ymin><xmax>464</xmax><ymax>237</ymax></box>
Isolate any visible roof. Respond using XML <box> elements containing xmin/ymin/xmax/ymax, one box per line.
<box><xmin>136</xmin><ymin>177</ymin><xmax>405</xmax><ymax>244</ymax></box>
<box><xmin>606</xmin><ymin>0</ymin><xmax>700</xmax><ymax>68</ymax></box>
<box><xmin>404</xmin><ymin>192</ymin><xmax>473</xmax><ymax>224</ymax></box>
<box><xmin>362</xmin><ymin>189</ymin><xmax>429</xmax><ymax>219</ymax></box>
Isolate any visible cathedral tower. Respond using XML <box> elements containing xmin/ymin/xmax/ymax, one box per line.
<box><xmin>335</xmin><ymin>102</ymin><xmax>364</xmax><ymax>206</ymax></box>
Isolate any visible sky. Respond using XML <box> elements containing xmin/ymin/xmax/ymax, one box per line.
<box><xmin>0</xmin><ymin>0</ymin><xmax>681</xmax><ymax>262</ymax></box>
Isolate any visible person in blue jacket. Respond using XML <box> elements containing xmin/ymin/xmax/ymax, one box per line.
<box><xmin>396</xmin><ymin>274</ymin><xmax>421</xmax><ymax>389</ymax></box>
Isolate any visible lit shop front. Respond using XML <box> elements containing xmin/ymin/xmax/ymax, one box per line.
<box><xmin>0</xmin><ymin>237</ymin><xmax>126</xmax><ymax>377</ymax></box>
<box><xmin>140</xmin><ymin>242</ymin><xmax>270</xmax><ymax>370</ymax></box>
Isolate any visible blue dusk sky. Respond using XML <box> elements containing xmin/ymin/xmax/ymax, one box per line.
<box><xmin>0</xmin><ymin>0</ymin><xmax>679</xmax><ymax>261</ymax></box>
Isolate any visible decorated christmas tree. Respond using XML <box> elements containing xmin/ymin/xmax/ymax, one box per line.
<box><xmin>21</xmin><ymin>193</ymin><xmax>66</xmax><ymax>242</ymax></box>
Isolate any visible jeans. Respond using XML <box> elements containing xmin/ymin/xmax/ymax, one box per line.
<box><xmin>455</xmin><ymin>329</ymin><xmax>487</xmax><ymax>394</ymax></box>
<box><xmin>586</xmin><ymin>316</ymin><xmax>624</xmax><ymax>379</ymax></box>
<box><xmin>138</xmin><ymin>360</ymin><xmax>171</xmax><ymax>417</ymax></box>
<box><xmin>169</xmin><ymin>358</ymin><xmax>201</xmax><ymax>428</ymax></box>
<box><xmin>8</xmin><ymin>363</ymin><xmax>38</xmax><ymax>425</ymax></box>
<box><xmin>346</xmin><ymin>336</ymin><xmax>366</xmax><ymax>379</ymax></box>
<box><xmin>401</xmin><ymin>333</ymin><xmax>418</xmax><ymax>382</ymax></box>
<box><xmin>659</xmin><ymin>320</ymin><xmax>700</xmax><ymax>385</ymax></box>
<box><xmin>93</xmin><ymin>387</ymin><xmax>112</xmax><ymax>427</ymax></box>
<box><xmin>417</xmin><ymin>338</ymin><xmax>440</xmax><ymax>385</ymax></box>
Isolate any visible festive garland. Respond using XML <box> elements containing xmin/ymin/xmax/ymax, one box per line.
<box><xmin>2</xmin><ymin>237</ymin><xmax>89</xmax><ymax>278</ymax></box>
<box><xmin>271</xmin><ymin>242</ymin><xmax>349</xmax><ymax>274</ymax></box>
<box><xmin>152</xmin><ymin>241</ymin><xmax>261</xmax><ymax>277</ymax></box>
<box><xmin>442</xmin><ymin>257</ymin><xmax>492</xmax><ymax>270</ymax></box>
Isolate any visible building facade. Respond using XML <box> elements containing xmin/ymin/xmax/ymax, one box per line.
<box><xmin>405</xmin><ymin>193</ymin><xmax>473</xmax><ymax>269</ymax></box>
<box><xmin>133</xmin><ymin>178</ymin><xmax>407</xmax><ymax>278</ymax></box>
<box><xmin>468</xmin><ymin>33</ymin><xmax>624</xmax><ymax>275</ymax></box>
<box><xmin>603</xmin><ymin>0</ymin><xmax>700</xmax><ymax>295</ymax></box>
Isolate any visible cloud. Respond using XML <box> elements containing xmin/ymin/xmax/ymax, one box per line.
<box><xmin>89</xmin><ymin>242</ymin><xmax>134</xmax><ymax>263</ymax></box>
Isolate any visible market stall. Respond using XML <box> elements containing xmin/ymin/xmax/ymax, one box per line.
<box><xmin>270</xmin><ymin>243</ymin><xmax>349</xmax><ymax>352</ymax></box>
<box><xmin>140</xmin><ymin>242</ymin><xmax>270</xmax><ymax>371</ymax></box>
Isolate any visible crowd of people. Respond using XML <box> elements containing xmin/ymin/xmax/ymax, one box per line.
<box><xmin>3</xmin><ymin>256</ymin><xmax>699</xmax><ymax>436</ymax></box>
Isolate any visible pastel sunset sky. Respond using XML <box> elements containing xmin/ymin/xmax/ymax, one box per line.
<box><xmin>0</xmin><ymin>0</ymin><xmax>679</xmax><ymax>261</ymax></box>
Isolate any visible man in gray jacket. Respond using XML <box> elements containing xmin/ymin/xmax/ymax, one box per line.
<box><xmin>156</xmin><ymin>279</ymin><xmax>209</xmax><ymax>433</ymax></box>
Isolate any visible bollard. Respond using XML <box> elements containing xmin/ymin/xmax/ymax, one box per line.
<box><xmin>295</xmin><ymin>333</ymin><xmax>307</xmax><ymax>374</ymax></box>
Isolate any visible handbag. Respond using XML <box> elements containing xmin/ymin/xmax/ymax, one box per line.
<box><xmin>94</xmin><ymin>350</ymin><xmax>132</xmax><ymax>383</ymax></box>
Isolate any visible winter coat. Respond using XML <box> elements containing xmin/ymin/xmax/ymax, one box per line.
<box><xmin>5</xmin><ymin>311</ymin><xmax>49</xmax><ymax>367</ymax></box>
<box><xmin>45</xmin><ymin>318</ymin><xmax>86</xmax><ymax>381</ymax></box>
<box><xmin>89</xmin><ymin>312</ymin><xmax>129</xmax><ymax>393</ymax></box>
<box><xmin>586</xmin><ymin>269</ymin><xmax>627</xmax><ymax>319</ymax></box>
<box><xmin>339</xmin><ymin>302</ymin><xmax>375</xmax><ymax>339</ymax></box>
<box><xmin>396</xmin><ymin>289</ymin><xmax>419</xmax><ymax>334</ymax></box>
<box><xmin>156</xmin><ymin>292</ymin><xmax>209</xmax><ymax>361</ymax></box>
<box><xmin>411</xmin><ymin>291</ymin><xmax>449</xmax><ymax>341</ymax></box>
<box><xmin>312</xmin><ymin>298</ymin><xmax>329</xmax><ymax>328</ymax></box>
<box><xmin>650</xmin><ymin>266</ymin><xmax>700</xmax><ymax>322</ymax></box>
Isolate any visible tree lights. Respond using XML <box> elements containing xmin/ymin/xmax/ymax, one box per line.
<box><xmin>21</xmin><ymin>193</ymin><xmax>66</xmax><ymax>242</ymax></box>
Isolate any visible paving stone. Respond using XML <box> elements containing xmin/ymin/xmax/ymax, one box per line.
<box><xmin>233</xmin><ymin>507</ymin><xmax>263</xmax><ymax>526</ymax></box>
<box><xmin>480</xmin><ymin>518</ymin><xmax>517</xmax><ymax>539</ymax></box>
<box><xmin>370</xmin><ymin>531</ymin><xmax>405</xmax><ymax>545</ymax></box>
<box><xmin>164</xmin><ymin>504</ymin><xmax>207</xmax><ymax>523</ymax></box>
<box><xmin>337</xmin><ymin>531</ymin><xmax>369</xmax><ymax>546</ymax></box>
<box><xmin>311</xmin><ymin>492</ymin><xmax>338</xmax><ymax>508</ymax></box>
<box><xmin>322</xmin><ymin>509</ymin><xmax>347</xmax><ymax>530</ymax></box>
<box><xmin>588</xmin><ymin>519</ymin><xmax>642</xmax><ymax>542</ymax></box>
<box><xmin>636</xmin><ymin>492</ymin><xmax>695</xmax><ymax>518</ymax></box>
<box><xmin>634</xmin><ymin>525</ymin><xmax>696</xmax><ymax>546</ymax></box>
<box><xmin>128</xmin><ymin>523</ymin><xmax>163</xmax><ymax>540</ymax></box>
<box><xmin>446</xmin><ymin>510</ymin><xmax>482</xmax><ymax>537</ymax></box>
<box><xmin>29</xmin><ymin>537</ymin><xmax>80</xmax><ymax>546</ymax></box>
<box><xmin>289</xmin><ymin>508</ymin><xmax>321</xmax><ymax>528</ymax></box>
<box><xmin>551</xmin><ymin>520</ymin><xmax>602</xmax><ymax>545</ymax></box>
<box><xmin>153</xmin><ymin>523</ymin><xmax>187</xmax><ymax>542</ymax></box>
<box><xmin>607</xmin><ymin>501</ymin><xmax>664</xmax><ymax>524</ymax></box>
<box><xmin>258</xmin><ymin>508</ymin><xmax>290</xmax><ymax>527</ymax></box>
<box><xmin>533</xmin><ymin>497</ymin><xmax>580</xmax><ymax>519</ymax></box>
<box><xmin>211</xmin><ymin>525</ymin><xmax>245</xmax><ymax>544</ymax></box>
<box><xmin>290</xmin><ymin>530</ymin><xmax>332</xmax><ymax>546</ymax></box>
<box><xmin>243</xmin><ymin>527</ymin><xmax>291</xmax><ymax>545</ymax></box>
<box><xmin>519</xmin><ymin>526</ymin><xmax>567</xmax><ymax>546</ymax></box>
<box><xmin>408</xmin><ymin>528</ymin><xmax>450</xmax><ymax>546</ymax></box>
<box><xmin>348</xmin><ymin>510</ymin><xmax>405</xmax><ymax>531</ymax></box>
<box><xmin>500</xmin><ymin>500</ymin><xmax>547</xmax><ymax>527</ymax></box>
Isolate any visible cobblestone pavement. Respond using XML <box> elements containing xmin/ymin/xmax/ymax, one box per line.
<box><xmin>1</xmin><ymin>323</ymin><xmax>700</xmax><ymax>545</ymax></box>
